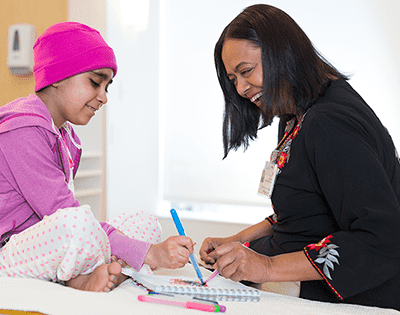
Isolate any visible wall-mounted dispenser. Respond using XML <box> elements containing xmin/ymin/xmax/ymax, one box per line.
<box><xmin>7</xmin><ymin>24</ymin><xmax>36</xmax><ymax>76</ymax></box>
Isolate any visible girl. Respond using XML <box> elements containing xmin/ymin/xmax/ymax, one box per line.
<box><xmin>0</xmin><ymin>22</ymin><xmax>194</xmax><ymax>292</ymax></box>
<box><xmin>200</xmin><ymin>4</ymin><xmax>400</xmax><ymax>311</ymax></box>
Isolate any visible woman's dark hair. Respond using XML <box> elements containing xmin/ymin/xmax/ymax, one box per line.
<box><xmin>215</xmin><ymin>4</ymin><xmax>347</xmax><ymax>158</ymax></box>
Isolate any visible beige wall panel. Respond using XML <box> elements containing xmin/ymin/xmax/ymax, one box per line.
<box><xmin>0</xmin><ymin>0</ymin><xmax>68</xmax><ymax>106</ymax></box>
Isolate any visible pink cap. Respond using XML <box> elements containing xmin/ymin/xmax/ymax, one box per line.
<box><xmin>33</xmin><ymin>22</ymin><xmax>117</xmax><ymax>92</ymax></box>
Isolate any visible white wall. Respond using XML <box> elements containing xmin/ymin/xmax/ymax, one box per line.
<box><xmin>106</xmin><ymin>0</ymin><xmax>160</xmax><ymax>217</ymax></box>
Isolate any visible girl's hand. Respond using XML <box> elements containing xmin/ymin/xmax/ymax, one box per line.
<box><xmin>208</xmin><ymin>242</ymin><xmax>270</xmax><ymax>283</ymax></box>
<box><xmin>145</xmin><ymin>235</ymin><xmax>195</xmax><ymax>269</ymax></box>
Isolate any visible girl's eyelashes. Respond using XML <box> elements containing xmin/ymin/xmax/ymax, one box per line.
<box><xmin>90</xmin><ymin>79</ymin><xmax>100</xmax><ymax>88</ymax></box>
<box><xmin>91</xmin><ymin>79</ymin><xmax>109</xmax><ymax>93</ymax></box>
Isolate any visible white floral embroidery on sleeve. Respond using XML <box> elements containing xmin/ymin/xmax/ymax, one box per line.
<box><xmin>314</xmin><ymin>244</ymin><xmax>340</xmax><ymax>280</ymax></box>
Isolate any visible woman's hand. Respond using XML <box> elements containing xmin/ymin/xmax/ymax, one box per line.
<box><xmin>199</xmin><ymin>236</ymin><xmax>235</xmax><ymax>264</ymax></box>
<box><xmin>208</xmin><ymin>243</ymin><xmax>323</xmax><ymax>283</ymax></box>
<box><xmin>145</xmin><ymin>235</ymin><xmax>195</xmax><ymax>269</ymax></box>
<box><xmin>208</xmin><ymin>242</ymin><xmax>271</xmax><ymax>283</ymax></box>
<box><xmin>200</xmin><ymin>220</ymin><xmax>274</xmax><ymax>264</ymax></box>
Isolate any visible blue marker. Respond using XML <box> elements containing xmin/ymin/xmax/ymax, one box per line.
<box><xmin>170</xmin><ymin>209</ymin><xmax>205</xmax><ymax>285</ymax></box>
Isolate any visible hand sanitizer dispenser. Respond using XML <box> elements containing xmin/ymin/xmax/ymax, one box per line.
<box><xmin>7</xmin><ymin>24</ymin><xmax>36</xmax><ymax>76</ymax></box>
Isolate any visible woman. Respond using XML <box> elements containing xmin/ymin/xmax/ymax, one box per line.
<box><xmin>200</xmin><ymin>4</ymin><xmax>400</xmax><ymax>310</ymax></box>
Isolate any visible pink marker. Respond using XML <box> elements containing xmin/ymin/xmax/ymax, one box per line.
<box><xmin>204</xmin><ymin>242</ymin><xmax>250</xmax><ymax>285</ymax></box>
<box><xmin>138</xmin><ymin>295</ymin><xmax>226</xmax><ymax>312</ymax></box>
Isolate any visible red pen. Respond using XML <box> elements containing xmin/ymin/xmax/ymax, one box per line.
<box><xmin>138</xmin><ymin>295</ymin><xmax>226</xmax><ymax>312</ymax></box>
<box><xmin>204</xmin><ymin>242</ymin><xmax>250</xmax><ymax>285</ymax></box>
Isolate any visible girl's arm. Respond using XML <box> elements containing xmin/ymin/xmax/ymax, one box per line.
<box><xmin>103</xmin><ymin>224</ymin><xmax>195</xmax><ymax>271</ymax></box>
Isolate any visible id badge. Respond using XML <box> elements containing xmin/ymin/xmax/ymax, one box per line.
<box><xmin>258</xmin><ymin>161</ymin><xmax>279</xmax><ymax>198</ymax></box>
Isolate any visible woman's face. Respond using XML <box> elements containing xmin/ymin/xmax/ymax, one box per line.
<box><xmin>221</xmin><ymin>38</ymin><xmax>263</xmax><ymax>106</ymax></box>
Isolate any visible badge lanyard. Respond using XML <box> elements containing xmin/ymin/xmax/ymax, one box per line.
<box><xmin>258</xmin><ymin>110</ymin><xmax>309</xmax><ymax>198</ymax></box>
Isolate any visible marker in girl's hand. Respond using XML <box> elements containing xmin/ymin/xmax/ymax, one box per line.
<box><xmin>170</xmin><ymin>209</ymin><xmax>205</xmax><ymax>285</ymax></box>
<box><xmin>204</xmin><ymin>242</ymin><xmax>250</xmax><ymax>285</ymax></box>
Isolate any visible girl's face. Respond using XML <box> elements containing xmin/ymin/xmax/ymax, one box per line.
<box><xmin>50</xmin><ymin>68</ymin><xmax>114</xmax><ymax>128</ymax></box>
<box><xmin>221</xmin><ymin>39</ymin><xmax>263</xmax><ymax>107</ymax></box>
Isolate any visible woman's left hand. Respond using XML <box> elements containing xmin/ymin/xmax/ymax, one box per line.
<box><xmin>208</xmin><ymin>242</ymin><xmax>271</xmax><ymax>283</ymax></box>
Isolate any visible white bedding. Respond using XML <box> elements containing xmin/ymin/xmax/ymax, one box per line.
<box><xmin>0</xmin><ymin>265</ymin><xmax>398</xmax><ymax>315</ymax></box>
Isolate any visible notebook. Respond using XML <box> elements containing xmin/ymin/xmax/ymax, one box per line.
<box><xmin>124</xmin><ymin>269</ymin><xmax>261</xmax><ymax>302</ymax></box>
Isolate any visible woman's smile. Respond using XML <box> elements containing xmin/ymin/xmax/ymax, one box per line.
<box><xmin>250</xmin><ymin>92</ymin><xmax>263</xmax><ymax>106</ymax></box>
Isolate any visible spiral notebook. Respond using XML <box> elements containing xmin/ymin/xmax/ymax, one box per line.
<box><xmin>126</xmin><ymin>270</ymin><xmax>261</xmax><ymax>302</ymax></box>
